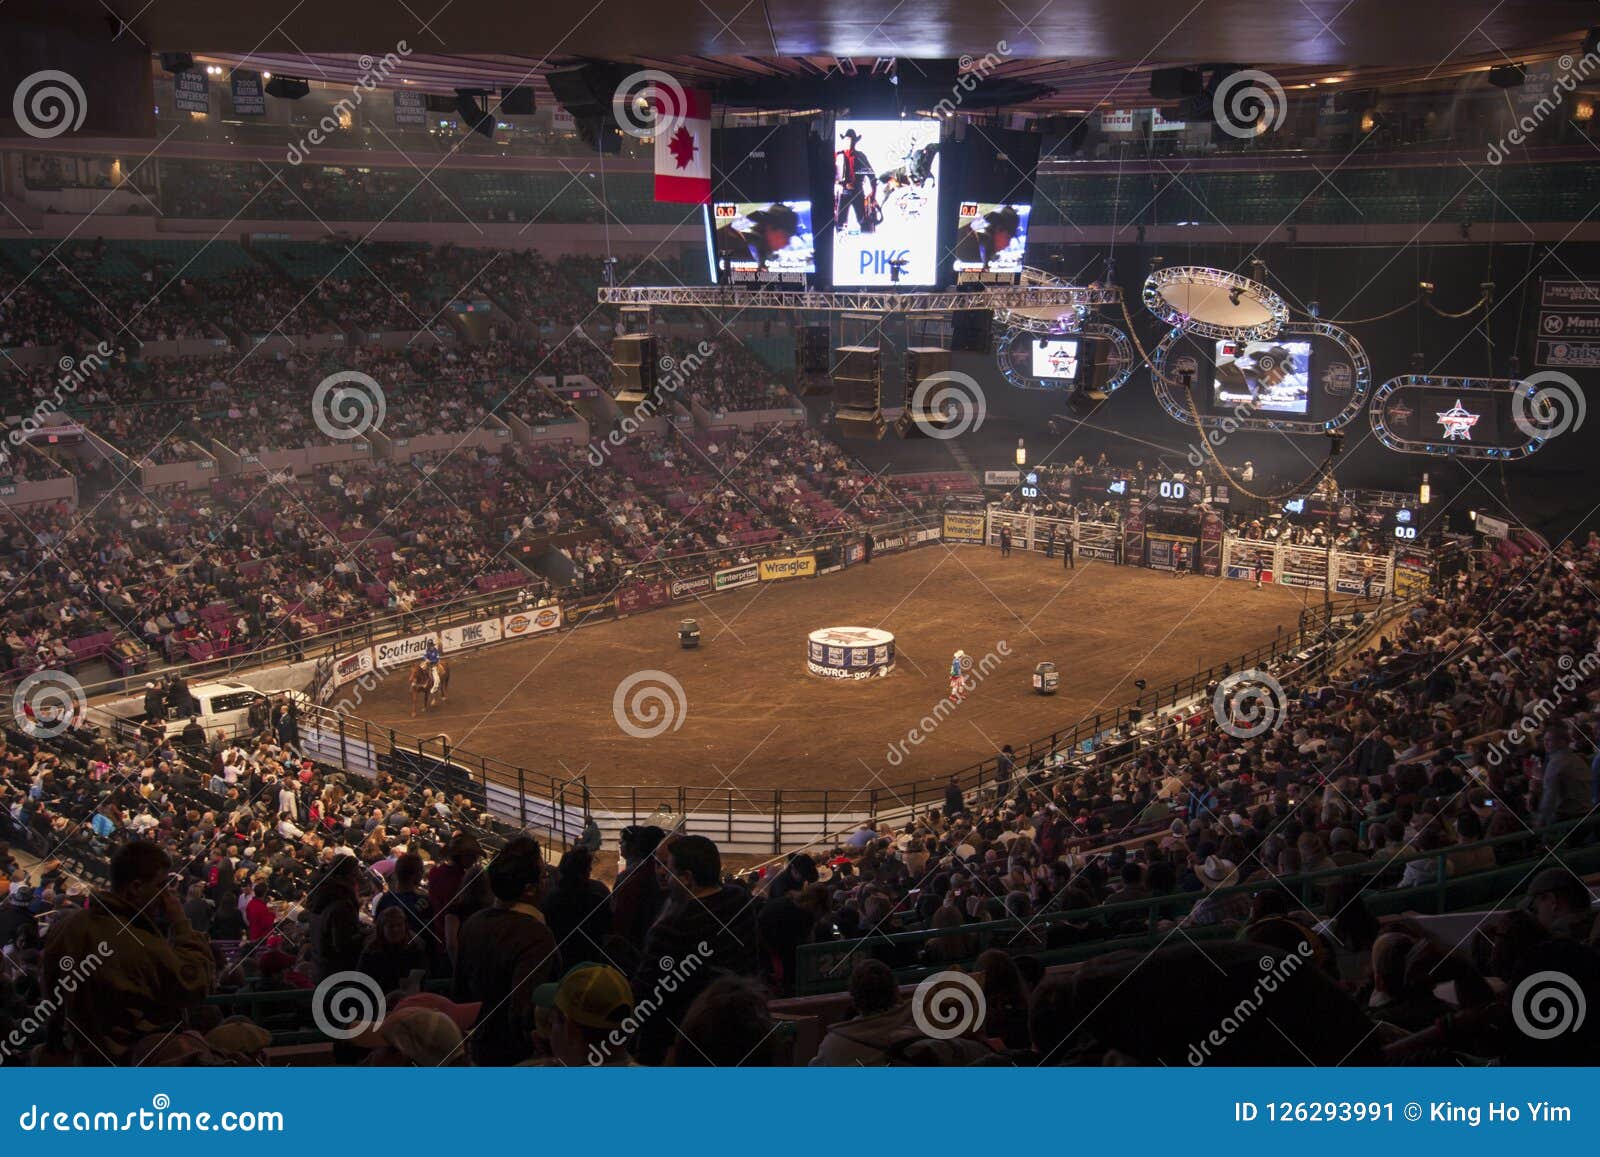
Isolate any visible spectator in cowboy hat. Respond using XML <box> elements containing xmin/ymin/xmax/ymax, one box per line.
<box><xmin>1183</xmin><ymin>855</ymin><xmax>1250</xmax><ymax>928</ymax></box>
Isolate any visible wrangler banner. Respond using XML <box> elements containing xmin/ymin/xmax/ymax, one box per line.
<box><xmin>759</xmin><ymin>555</ymin><xmax>817</xmax><ymax>581</ymax></box>
<box><xmin>943</xmin><ymin>511</ymin><xmax>986</xmax><ymax>543</ymax></box>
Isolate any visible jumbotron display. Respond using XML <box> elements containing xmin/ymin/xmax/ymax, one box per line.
<box><xmin>1212</xmin><ymin>338</ymin><xmax>1312</xmax><ymax>414</ymax></box>
<box><xmin>831</xmin><ymin>119</ymin><xmax>940</xmax><ymax>286</ymax></box>
<box><xmin>953</xmin><ymin>201</ymin><xmax>1030</xmax><ymax>273</ymax></box>
<box><xmin>711</xmin><ymin>200</ymin><xmax>815</xmax><ymax>276</ymax></box>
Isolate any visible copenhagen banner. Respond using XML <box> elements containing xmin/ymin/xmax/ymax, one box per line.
<box><xmin>441</xmin><ymin>617</ymin><xmax>503</xmax><ymax>653</ymax></box>
<box><xmin>758</xmin><ymin>555</ymin><xmax>817</xmax><ymax>581</ymax></box>
<box><xmin>670</xmin><ymin>573</ymin><xmax>713</xmax><ymax>600</ymax></box>
<box><xmin>501</xmin><ymin>605</ymin><xmax>562</xmax><ymax>638</ymax></box>
<box><xmin>713</xmin><ymin>562</ymin><xmax>761</xmax><ymax>591</ymax></box>
<box><xmin>942</xmin><ymin>511</ymin><xmax>986</xmax><ymax>543</ymax></box>
<box><xmin>372</xmin><ymin>631</ymin><xmax>438</xmax><ymax>672</ymax></box>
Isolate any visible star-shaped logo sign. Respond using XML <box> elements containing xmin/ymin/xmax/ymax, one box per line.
<box><xmin>667</xmin><ymin>124</ymin><xmax>698</xmax><ymax>169</ymax></box>
<box><xmin>1436</xmin><ymin>398</ymin><xmax>1481</xmax><ymax>441</ymax></box>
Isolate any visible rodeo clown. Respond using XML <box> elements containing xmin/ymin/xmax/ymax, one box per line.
<box><xmin>950</xmin><ymin>650</ymin><xmax>970</xmax><ymax>702</ymax></box>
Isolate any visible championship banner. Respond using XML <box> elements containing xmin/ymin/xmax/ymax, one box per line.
<box><xmin>502</xmin><ymin>605</ymin><xmax>562</xmax><ymax>638</ymax></box>
<box><xmin>333</xmin><ymin>648</ymin><xmax>374</xmax><ymax>687</ymax></box>
<box><xmin>758</xmin><ymin>555</ymin><xmax>816</xmax><ymax>581</ymax></box>
<box><xmin>441</xmin><ymin>617</ymin><xmax>503</xmax><ymax>653</ymax></box>
<box><xmin>713</xmin><ymin>562</ymin><xmax>760</xmax><ymax>591</ymax></box>
<box><xmin>373</xmin><ymin>632</ymin><xmax>439</xmax><ymax>672</ymax></box>
<box><xmin>943</xmin><ymin>511</ymin><xmax>986</xmax><ymax>543</ymax></box>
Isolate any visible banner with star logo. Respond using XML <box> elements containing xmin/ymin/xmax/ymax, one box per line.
<box><xmin>654</xmin><ymin>88</ymin><xmax>711</xmax><ymax>204</ymax></box>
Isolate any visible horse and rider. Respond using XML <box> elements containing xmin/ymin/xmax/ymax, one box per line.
<box><xmin>409</xmin><ymin>638</ymin><xmax>449</xmax><ymax>716</ymax></box>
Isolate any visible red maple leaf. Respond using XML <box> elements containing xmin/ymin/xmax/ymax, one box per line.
<box><xmin>667</xmin><ymin>125</ymin><xmax>698</xmax><ymax>169</ymax></box>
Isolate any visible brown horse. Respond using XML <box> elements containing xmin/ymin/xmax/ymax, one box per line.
<box><xmin>409</xmin><ymin>660</ymin><xmax>449</xmax><ymax>715</ymax></box>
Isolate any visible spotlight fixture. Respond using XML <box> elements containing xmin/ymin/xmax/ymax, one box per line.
<box><xmin>1227</xmin><ymin>286</ymin><xmax>1243</xmax><ymax>307</ymax></box>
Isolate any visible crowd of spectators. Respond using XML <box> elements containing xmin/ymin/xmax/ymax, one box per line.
<box><xmin>0</xmin><ymin>531</ymin><xmax>1595</xmax><ymax>1066</ymax></box>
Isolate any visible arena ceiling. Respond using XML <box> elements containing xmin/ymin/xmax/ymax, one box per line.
<box><xmin>15</xmin><ymin>0</ymin><xmax>1598</xmax><ymax>114</ymax></box>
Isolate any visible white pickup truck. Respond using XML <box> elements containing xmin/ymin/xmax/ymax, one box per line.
<box><xmin>96</xmin><ymin>680</ymin><xmax>277</xmax><ymax>742</ymax></box>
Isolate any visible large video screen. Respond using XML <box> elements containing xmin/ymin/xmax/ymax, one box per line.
<box><xmin>1032</xmin><ymin>338</ymin><xmax>1080</xmax><ymax>380</ymax></box>
<box><xmin>831</xmin><ymin>119</ymin><xmax>940</xmax><ymax>286</ymax></box>
<box><xmin>1212</xmin><ymin>339</ymin><xmax>1311</xmax><ymax>414</ymax></box>
<box><xmin>954</xmin><ymin>201</ymin><xmax>1030</xmax><ymax>273</ymax></box>
<box><xmin>711</xmin><ymin>201</ymin><xmax>815</xmax><ymax>276</ymax></box>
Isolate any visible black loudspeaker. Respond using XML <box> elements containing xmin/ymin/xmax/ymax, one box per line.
<box><xmin>835</xmin><ymin>408</ymin><xmax>887</xmax><ymax>440</ymax></box>
<box><xmin>831</xmin><ymin>345</ymin><xmax>881</xmax><ymax>411</ymax></box>
<box><xmin>265</xmin><ymin>75</ymin><xmax>310</xmax><ymax>101</ymax></box>
<box><xmin>1149</xmin><ymin>66</ymin><xmax>1203</xmax><ymax>100</ymax></box>
<box><xmin>900</xmin><ymin>347</ymin><xmax>953</xmax><ymax>439</ymax></box>
<box><xmin>455</xmin><ymin>89</ymin><xmax>494</xmax><ymax>138</ymax></box>
<box><xmin>159</xmin><ymin>53</ymin><xmax>195</xmax><ymax>73</ymax></box>
<box><xmin>795</xmin><ymin>325</ymin><xmax>832</xmax><ymax>397</ymax></box>
<box><xmin>951</xmin><ymin>309</ymin><xmax>992</xmax><ymax>353</ymax></box>
<box><xmin>797</xmin><ymin>325</ymin><xmax>831</xmax><ymax>373</ymax></box>
<box><xmin>611</xmin><ymin>334</ymin><xmax>656</xmax><ymax>404</ymax></box>
<box><xmin>501</xmin><ymin>86</ymin><xmax>536</xmax><ymax>115</ymax></box>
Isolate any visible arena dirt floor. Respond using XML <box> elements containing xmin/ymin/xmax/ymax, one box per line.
<box><xmin>358</xmin><ymin>546</ymin><xmax>1335</xmax><ymax>797</ymax></box>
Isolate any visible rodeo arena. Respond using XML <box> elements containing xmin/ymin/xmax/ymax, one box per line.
<box><xmin>3</xmin><ymin>2</ymin><xmax>1600</xmax><ymax>1090</ymax></box>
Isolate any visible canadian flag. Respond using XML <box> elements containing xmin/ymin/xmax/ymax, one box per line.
<box><xmin>653</xmin><ymin>88</ymin><xmax>711</xmax><ymax>204</ymax></box>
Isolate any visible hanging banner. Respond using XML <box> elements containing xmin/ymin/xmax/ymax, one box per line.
<box><xmin>1199</xmin><ymin>511</ymin><xmax>1225</xmax><ymax>577</ymax></box>
<box><xmin>1099</xmin><ymin>109</ymin><xmax>1135</xmax><ymax>132</ymax></box>
<box><xmin>943</xmin><ymin>511</ymin><xmax>986</xmax><ymax>543</ymax></box>
<box><xmin>1122</xmin><ymin>499</ymin><xmax>1145</xmax><ymax>566</ymax></box>
<box><xmin>230</xmin><ymin>70</ymin><xmax>266</xmax><ymax>115</ymax></box>
<box><xmin>394</xmin><ymin>90</ymin><xmax>427</xmax><ymax>126</ymax></box>
<box><xmin>174</xmin><ymin>70</ymin><xmax>211</xmax><ymax>114</ymax></box>
<box><xmin>333</xmin><ymin>649</ymin><xmax>374</xmax><ymax>687</ymax></box>
<box><xmin>372</xmin><ymin>631</ymin><xmax>439</xmax><ymax>671</ymax></box>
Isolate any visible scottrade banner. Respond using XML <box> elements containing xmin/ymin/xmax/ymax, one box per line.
<box><xmin>713</xmin><ymin>562</ymin><xmax>760</xmax><ymax>591</ymax></box>
<box><xmin>502</xmin><ymin>605</ymin><xmax>562</xmax><ymax>638</ymax></box>
<box><xmin>442</xmin><ymin>618</ymin><xmax>503</xmax><ymax>653</ymax></box>
<box><xmin>943</xmin><ymin>511</ymin><xmax>986</xmax><ymax>543</ymax></box>
<box><xmin>333</xmin><ymin>648</ymin><xmax>374</xmax><ymax>687</ymax></box>
<box><xmin>759</xmin><ymin>555</ymin><xmax>817</xmax><ymax>581</ymax></box>
<box><xmin>373</xmin><ymin>632</ymin><xmax>438</xmax><ymax>671</ymax></box>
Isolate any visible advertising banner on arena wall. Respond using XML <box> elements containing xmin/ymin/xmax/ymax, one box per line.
<box><xmin>502</xmin><ymin>606</ymin><xmax>563</xmax><ymax>638</ymax></box>
<box><xmin>333</xmin><ymin>649</ymin><xmax>374</xmax><ymax>687</ymax></box>
<box><xmin>873</xmin><ymin>533</ymin><xmax>908</xmax><ymax>555</ymax></box>
<box><xmin>1199</xmin><ymin>512</ymin><xmax>1224</xmax><ymax>577</ymax></box>
<box><xmin>372</xmin><ymin>632</ymin><xmax>439</xmax><ymax>671</ymax></box>
<box><xmin>669</xmin><ymin>574</ymin><xmax>713</xmax><ymax>600</ymax></box>
<box><xmin>758</xmin><ymin>555</ymin><xmax>817</xmax><ymax>581</ymax></box>
<box><xmin>713</xmin><ymin>562</ymin><xmax>760</xmax><ymax>591</ymax></box>
<box><xmin>844</xmin><ymin>542</ymin><xmax>865</xmax><ymax>566</ymax></box>
<box><xmin>618</xmin><ymin>581</ymin><xmax>671</xmax><ymax>615</ymax></box>
<box><xmin>913</xmin><ymin>527</ymin><xmax>942</xmax><ymax>544</ymax></box>
<box><xmin>943</xmin><ymin>511</ymin><xmax>986</xmax><ymax>543</ymax></box>
<box><xmin>566</xmin><ymin>594</ymin><xmax>618</xmax><ymax>626</ymax></box>
<box><xmin>441</xmin><ymin>618</ymin><xmax>503</xmax><ymax>653</ymax></box>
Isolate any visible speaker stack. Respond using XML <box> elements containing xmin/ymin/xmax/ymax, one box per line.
<box><xmin>951</xmin><ymin>309</ymin><xmax>993</xmax><ymax>354</ymax></box>
<box><xmin>794</xmin><ymin>325</ymin><xmax>833</xmax><ymax>398</ymax></box>
<box><xmin>896</xmin><ymin>347</ymin><xmax>952</xmax><ymax>439</ymax></box>
<box><xmin>610</xmin><ymin>334</ymin><xmax>656</xmax><ymax>407</ymax></box>
<box><xmin>831</xmin><ymin>345</ymin><xmax>885</xmax><ymax>440</ymax></box>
